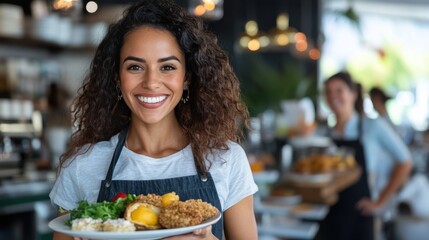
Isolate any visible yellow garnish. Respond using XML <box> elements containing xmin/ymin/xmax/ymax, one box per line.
<box><xmin>131</xmin><ymin>206</ymin><xmax>158</xmax><ymax>226</ymax></box>
<box><xmin>161</xmin><ymin>192</ymin><xmax>180</xmax><ymax>207</ymax></box>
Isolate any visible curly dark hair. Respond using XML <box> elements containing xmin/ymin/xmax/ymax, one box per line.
<box><xmin>59</xmin><ymin>0</ymin><xmax>249</xmax><ymax>175</ymax></box>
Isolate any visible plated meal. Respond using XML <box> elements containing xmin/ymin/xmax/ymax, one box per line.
<box><xmin>49</xmin><ymin>192</ymin><xmax>221</xmax><ymax>239</ymax></box>
<box><xmin>284</xmin><ymin>153</ymin><xmax>357</xmax><ymax>185</ymax></box>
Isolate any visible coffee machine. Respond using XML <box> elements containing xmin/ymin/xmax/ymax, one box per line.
<box><xmin>0</xmin><ymin>99</ymin><xmax>43</xmax><ymax>179</ymax></box>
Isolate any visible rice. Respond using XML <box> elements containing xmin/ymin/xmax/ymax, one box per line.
<box><xmin>103</xmin><ymin>218</ymin><xmax>136</xmax><ymax>232</ymax></box>
<box><xmin>71</xmin><ymin>218</ymin><xmax>103</xmax><ymax>231</ymax></box>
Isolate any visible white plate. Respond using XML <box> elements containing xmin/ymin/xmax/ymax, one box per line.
<box><xmin>49</xmin><ymin>212</ymin><xmax>222</xmax><ymax>240</ymax></box>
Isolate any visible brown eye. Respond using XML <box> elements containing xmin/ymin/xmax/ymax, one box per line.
<box><xmin>128</xmin><ymin>65</ymin><xmax>143</xmax><ymax>71</ymax></box>
<box><xmin>161</xmin><ymin>65</ymin><xmax>176</xmax><ymax>71</ymax></box>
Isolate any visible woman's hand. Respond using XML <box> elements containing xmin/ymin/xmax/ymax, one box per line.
<box><xmin>161</xmin><ymin>226</ymin><xmax>217</xmax><ymax>240</ymax></box>
<box><xmin>356</xmin><ymin>197</ymin><xmax>382</xmax><ymax>215</ymax></box>
<box><xmin>357</xmin><ymin>162</ymin><xmax>412</xmax><ymax>216</ymax></box>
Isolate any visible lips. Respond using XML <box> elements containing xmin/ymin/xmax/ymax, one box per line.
<box><xmin>134</xmin><ymin>94</ymin><xmax>169</xmax><ymax>110</ymax></box>
<box><xmin>331</xmin><ymin>99</ymin><xmax>342</xmax><ymax>109</ymax></box>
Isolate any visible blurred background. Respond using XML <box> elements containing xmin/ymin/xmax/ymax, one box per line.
<box><xmin>0</xmin><ymin>0</ymin><xmax>428</xmax><ymax>239</ymax></box>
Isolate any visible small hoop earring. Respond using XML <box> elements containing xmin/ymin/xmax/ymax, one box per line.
<box><xmin>181</xmin><ymin>86</ymin><xmax>190</xmax><ymax>103</ymax></box>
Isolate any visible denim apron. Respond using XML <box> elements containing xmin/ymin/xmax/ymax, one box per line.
<box><xmin>320</xmin><ymin>119</ymin><xmax>374</xmax><ymax>240</ymax></box>
<box><xmin>97</xmin><ymin>128</ymin><xmax>223</xmax><ymax>239</ymax></box>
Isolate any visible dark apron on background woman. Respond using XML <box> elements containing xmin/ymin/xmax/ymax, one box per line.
<box><xmin>97</xmin><ymin>128</ymin><xmax>223</xmax><ymax>239</ymax></box>
<box><xmin>321</xmin><ymin>119</ymin><xmax>374</xmax><ymax>240</ymax></box>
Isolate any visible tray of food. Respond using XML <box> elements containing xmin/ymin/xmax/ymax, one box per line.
<box><xmin>49</xmin><ymin>192</ymin><xmax>221</xmax><ymax>240</ymax></box>
<box><xmin>285</xmin><ymin>153</ymin><xmax>358</xmax><ymax>185</ymax></box>
<box><xmin>279</xmin><ymin>152</ymin><xmax>361</xmax><ymax>205</ymax></box>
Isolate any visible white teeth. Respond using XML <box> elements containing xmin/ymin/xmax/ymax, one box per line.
<box><xmin>137</xmin><ymin>96</ymin><xmax>167</xmax><ymax>103</ymax></box>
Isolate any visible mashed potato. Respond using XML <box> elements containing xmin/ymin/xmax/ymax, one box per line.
<box><xmin>103</xmin><ymin>218</ymin><xmax>136</xmax><ymax>232</ymax></box>
<box><xmin>71</xmin><ymin>218</ymin><xmax>103</xmax><ymax>231</ymax></box>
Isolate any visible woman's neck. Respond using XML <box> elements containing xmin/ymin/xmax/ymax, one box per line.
<box><xmin>334</xmin><ymin>111</ymin><xmax>354</xmax><ymax>135</ymax></box>
<box><xmin>126</xmin><ymin>119</ymin><xmax>188</xmax><ymax>158</ymax></box>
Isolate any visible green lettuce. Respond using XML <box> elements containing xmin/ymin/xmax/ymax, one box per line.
<box><xmin>65</xmin><ymin>193</ymin><xmax>137</xmax><ymax>226</ymax></box>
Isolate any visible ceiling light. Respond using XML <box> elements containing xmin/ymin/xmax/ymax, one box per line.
<box><xmin>86</xmin><ymin>1</ymin><xmax>98</xmax><ymax>14</ymax></box>
<box><xmin>188</xmin><ymin>0</ymin><xmax>223</xmax><ymax>21</ymax></box>
<box><xmin>51</xmin><ymin>0</ymin><xmax>82</xmax><ymax>18</ymax></box>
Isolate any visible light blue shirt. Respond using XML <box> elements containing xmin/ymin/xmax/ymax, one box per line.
<box><xmin>330</xmin><ymin>112</ymin><xmax>411</xmax><ymax>198</ymax></box>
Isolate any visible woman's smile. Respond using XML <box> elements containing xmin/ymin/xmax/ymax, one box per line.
<box><xmin>136</xmin><ymin>94</ymin><xmax>168</xmax><ymax>109</ymax></box>
<box><xmin>136</xmin><ymin>95</ymin><xmax>168</xmax><ymax>104</ymax></box>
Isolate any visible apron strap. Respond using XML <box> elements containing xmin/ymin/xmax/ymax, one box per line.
<box><xmin>196</xmin><ymin>167</ymin><xmax>208</xmax><ymax>182</ymax></box>
<box><xmin>358</xmin><ymin>117</ymin><xmax>363</xmax><ymax>142</ymax></box>
<box><xmin>103</xmin><ymin>127</ymin><xmax>128</xmax><ymax>187</ymax></box>
<box><xmin>327</xmin><ymin>115</ymin><xmax>363</xmax><ymax>142</ymax></box>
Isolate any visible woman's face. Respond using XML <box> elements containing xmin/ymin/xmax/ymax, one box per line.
<box><xmin>119</xmin><ymin>26</ymin><xmax>186</xmax><ymax>125</ymax></box>
<box><xmin>324</xmin><ymin>78</ymin><xmax>356</xmax><ymax>117</ymax></box>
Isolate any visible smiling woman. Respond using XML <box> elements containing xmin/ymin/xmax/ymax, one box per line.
<box><xmin>320</xmin><ymin>71</ymin><xmax>412</xmax><ymax>240</ymax></box>
<box><xmin>49</xmin><ymin>0</ymin><xmax>258</xmax><ymax>240</ymax></box>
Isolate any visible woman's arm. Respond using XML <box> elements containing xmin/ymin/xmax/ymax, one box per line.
<box><xmin>358</xmin><ymin>161</ymin><xmax>412</xmax><ymax>215</ymax></box>
<box><xmin>223</xmin><ymin>195</ymin><xmax>258</xmax><ymax>240</ymax></box>
<box><xmin>376</xmin><ymin>161</ymin><xmax>412</xmax><ymax>207</ymax></box>
<box><xmin>375</xmin><ymin>117</ymin><xmax>413</xmax><ymax>207</ymax></box>
<box><xmin>357</xmin><ymin>118</ymin><xmax>413</xmax><ymax>214</ymax></box>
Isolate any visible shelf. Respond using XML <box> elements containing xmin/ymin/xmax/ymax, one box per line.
<box><xmin>0</xmin><ymin>35</ymin><xmax>96</xmax><ymax>52</ymax></box>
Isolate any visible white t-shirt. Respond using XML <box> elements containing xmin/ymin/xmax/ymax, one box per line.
<box><xmin>49</xmin><ymin>134</ymin><xmax>258</xmax><ymax>212</ymax></box>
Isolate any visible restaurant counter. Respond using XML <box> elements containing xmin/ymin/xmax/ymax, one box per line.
<box><xmin>253</xmin><ymin>170</ymin><xmax>329</xmax><ymax>240</ymax></box>
<box><xmin>0</xmin><ymin>170</ymin><xmax>56</xmax><ymax>240</ymax></box>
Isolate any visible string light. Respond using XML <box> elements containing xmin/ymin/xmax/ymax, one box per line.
<box><xmin>189</xmin><ymin>0</ymin><xmax>223</xmax><ymax>21</ymax></box>
<box><xmin>238</xmin><ymin>20</ymin><xmax>271</xmax><ymax>51</ymax></box>
<box><xmin>236</xmin><ymin>13</ymin><xmax>320</xmax><ymax>60</ymax></box>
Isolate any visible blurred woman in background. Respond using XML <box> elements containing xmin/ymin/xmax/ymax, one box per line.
<box><xmin>369</xmin><ymin>87</ymin><xmax>393</xmax><ymax>126</ymax></box>
<box><xmin>320</xmin><ymin>71</ymin><xmax>412</xmax><ymax>240</ymax></box>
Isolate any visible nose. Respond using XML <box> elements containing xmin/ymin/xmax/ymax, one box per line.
<box><xmin>141</xmin><ymin>68</ymin><xmax>161</xmax><ymax>89</ymax></box>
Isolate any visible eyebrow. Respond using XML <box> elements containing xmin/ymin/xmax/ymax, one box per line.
<box><xmin>123</xmin><ymin>56</ymin><xmax>181</xmax><ymax>63</ymax></box>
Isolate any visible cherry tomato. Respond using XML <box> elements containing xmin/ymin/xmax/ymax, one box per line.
<box><xmin>112</xmin><ymin>192</ymin><xmax>127</xmax><ymax>202</ymax></box>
